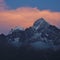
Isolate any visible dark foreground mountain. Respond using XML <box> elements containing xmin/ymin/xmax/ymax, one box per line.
<box><xmin>0</xmin><ymin>18</ymin><xmax>60</xmax><ymax>60</ymax></box>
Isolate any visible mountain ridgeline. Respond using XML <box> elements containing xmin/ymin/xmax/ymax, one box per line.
<box><xmin>0</xmin><ymin>18</ymin><xmax>60</xmax><ymax>60</ymax></box>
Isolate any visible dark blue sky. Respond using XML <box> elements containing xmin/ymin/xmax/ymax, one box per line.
<box><xmin>5</xmin><ymin>0</ymin><xmax>60</xmax><ymax>12</ymax></box>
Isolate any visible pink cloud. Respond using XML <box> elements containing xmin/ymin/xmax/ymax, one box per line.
<box><xmin>0</xmin><ymin>0</ymin><xmax>4</xmax><ymax>2</ymax></box>
<box><xmin>0</xmin><ymin>0</ymin><xmax>60</xmax><ymax>34</ymax></box>
<box><xmin>0</xmin><ymin>7</ymin><xmax>60</xmax><ymax>34</ymax></box>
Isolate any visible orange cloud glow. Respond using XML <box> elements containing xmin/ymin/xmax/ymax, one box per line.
<box><xmin>0</xmin><ymin>7</ymin><xmax>60</xmax><ymax>34</ymax></box>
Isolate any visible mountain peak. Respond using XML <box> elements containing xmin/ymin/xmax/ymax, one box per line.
<box><xmin>33</xmin><ymin>18</ymin><xmax>47</xmax><ymax>26</ymax></box>
<box><xmin>33</xmin><ymin>18</ymin><xmax>50</xmax><ymax>30</ymax></box>
<box><xmin>38</xmin><ymin>18</ymin><xmax>45</xmax><ymax>21</ymax></box>
<box><xmin>14</xmin><ymin>26</ymin><xmax>24</xmax><ymax>31</ymax></box>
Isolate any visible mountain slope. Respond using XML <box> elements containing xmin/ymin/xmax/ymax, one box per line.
<box><xmin>0</xmin><ymin>18</ymin><xmax>60</xmax><ymax>50</ymax></box>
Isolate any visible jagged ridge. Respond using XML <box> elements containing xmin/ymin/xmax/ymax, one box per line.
<box><xmin>0</xmin><ymin>18</ymin><xmax>60</xmax><ymax>50</ymax></box>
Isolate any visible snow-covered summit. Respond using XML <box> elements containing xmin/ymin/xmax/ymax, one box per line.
<box><xmin>1</xmin><ymin>18</ymin><xmax>60</xmax><ymax>50</ymax></box>
<box><xmin>14</xmin><ymin>26</ymin><xmax>25</xmax><ymax>31</ymax></box>
<box><xmin>8</xmin><ymin>26</ymin><xmax>25</xmax><ymax>34</ymax></box>
<box><xmin>33</xmin><ymin>18</ymin><xmax>50</xmax><ymax>30</ymax></box>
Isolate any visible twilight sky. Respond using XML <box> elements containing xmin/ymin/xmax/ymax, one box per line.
<box><xmin>0</xmin><ymin>0</ymin><xmax>60</xmax><ymax>34</ymax></box>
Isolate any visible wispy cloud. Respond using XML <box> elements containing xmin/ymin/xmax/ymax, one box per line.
<box><xmin>0</xmin><ymin>0</ymin><xmax>8</xmax><ymax>10</ymax></box>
